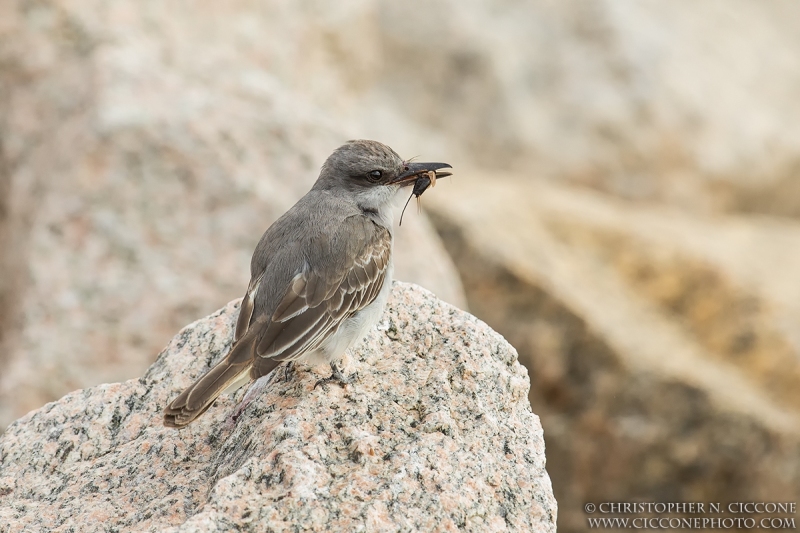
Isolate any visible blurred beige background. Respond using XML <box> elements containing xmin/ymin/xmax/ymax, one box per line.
<box><xmin>2</xmin><ymin>1</ymin><xmax>800</xmax><ymax>531</ymax></box>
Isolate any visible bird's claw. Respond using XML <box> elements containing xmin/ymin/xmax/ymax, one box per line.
<box><xmin>314</xmin><ymin>362</ymin><xmax>358</xmax><ymax>390</ymax></box>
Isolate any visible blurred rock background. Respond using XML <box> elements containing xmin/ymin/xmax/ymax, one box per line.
<box><xmin>2</xmin><ymin>0</ymin><xmax>800</xmax><ymax>530</ymax></box>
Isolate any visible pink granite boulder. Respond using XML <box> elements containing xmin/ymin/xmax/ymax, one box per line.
<box><xmin>0</xmin><ymin>282</ymin><xmax>556</xmax><ymax>532</ymax></box>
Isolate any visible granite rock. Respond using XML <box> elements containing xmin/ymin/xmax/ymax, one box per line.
<box><xmin>0</xmin><ymin>282</ymin><xmax>556</xmax><ymax>532</ymax></box>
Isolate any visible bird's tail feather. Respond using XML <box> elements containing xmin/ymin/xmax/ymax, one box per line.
<box><xmin>164</xmin><ymin>341</ymin><xmax>254</xmax><ymax>428</ymax></box>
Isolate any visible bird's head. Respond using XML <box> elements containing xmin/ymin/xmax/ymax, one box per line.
<box><xmin>314</xmin><ymin>140</ymin><xmax>451</xmax><ymax>210</ymax></box>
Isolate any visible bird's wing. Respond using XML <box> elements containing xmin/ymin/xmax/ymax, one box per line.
<box><xmin>165</xmin><ymin>215</ymin><xmax>390</xmax><ymax>428</ymax></box>
<box><xmin>246</xmin><ymin>216</ymin><xmax>391</xmax><ymax>378</ymax></box>
<box><xmin>234</xmin><ymin>272</ymin><xmax>263</xmax><ymax>344</ymax></box>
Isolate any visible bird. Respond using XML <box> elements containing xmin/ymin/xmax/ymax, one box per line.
<box><xmin>164</xmin><ymin>140</ymin><xmax>452</xmax><ymax>427</ymax></box>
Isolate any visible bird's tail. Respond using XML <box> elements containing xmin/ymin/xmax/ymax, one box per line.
<box><xmin>164</xmin><ymin>339</ymin><xmax>254</xmax><ymax>428</ymax></box>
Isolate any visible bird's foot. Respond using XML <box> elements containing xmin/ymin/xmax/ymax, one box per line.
<box><xmin>314</xmin><ymin>361</ymin><xmax>358</xmax><ymax>390</ymax></box>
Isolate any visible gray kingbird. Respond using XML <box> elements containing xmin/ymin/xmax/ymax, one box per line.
<box><xmin>164</xmin><ymin>140</ymin><xmax>451</xmax><ymax>427</ymax></box>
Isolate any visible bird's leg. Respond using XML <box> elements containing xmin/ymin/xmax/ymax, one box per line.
<box><xmin>282</xmin><ymin>361</ymin><xmax>296</xmax><ymax>382</ymax></box>
<box><xmin>228</xmin><ymin>373</ymin><xmax>273</xmax><ymax>425</ymax></box>
<box><xmin>314</xmin><ymin>361</ymin><xmax>358</xmax><ymax>390</ymax></box>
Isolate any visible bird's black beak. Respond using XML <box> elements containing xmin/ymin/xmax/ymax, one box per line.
<box><xmin>390</xmin><ymin>162</ymin><xmax>452</xmax><ymax>186</ymax></box>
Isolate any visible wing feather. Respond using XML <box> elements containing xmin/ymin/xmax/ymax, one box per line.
<box><xmin>354</xmin><ymin>263</ymin><xmax>368</xmax><ymax>285</ymax></box>
<box><xmin>328</xmin><ymin>287</ymin><xmax>346</xmax><ymax>316</ymax></box>
<box><xmin>247</xmin><ymin>217</ymin><xmax>391</xmax><ymax>379</ymax></box>
<box><xmin>235</xmin><ymin>274</ymin><xmax>262</xmax><ymax>342</ymax></box>
<box><xmin>257</xmin><ymin>304</ymin><xmax>328</xmax><ymax>358</ymax></box>
<box><xmin>337</xmin><ymin>289</ymin><xmax>360</xmax><ymax>319</ymax></box>
<box><xmin>272</xmin><ymin>273</ymin><xmax>309</xmax><ymax>322</ymax></box>
<box><xmin>307</xmin><ymin>274</ymin><xmax>330</xmax><ymax>308</ymax></box>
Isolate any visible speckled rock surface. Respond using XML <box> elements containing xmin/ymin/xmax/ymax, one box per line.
<box><xmin>0</xmin><ymin>283</ymin><xmax>556</xmax><ymax>532</ymax></box>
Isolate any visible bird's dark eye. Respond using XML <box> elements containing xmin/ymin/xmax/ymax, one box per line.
<box><xmin>367</xmin><ymin>170</ymin><xmax>382</xmax><ymax>182</ymax></box>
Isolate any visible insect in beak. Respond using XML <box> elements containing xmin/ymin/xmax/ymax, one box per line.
<box><xmin>398</xmin><ymin>169</ymin><xmax>450</xmax><ymax>226</ymax></box>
